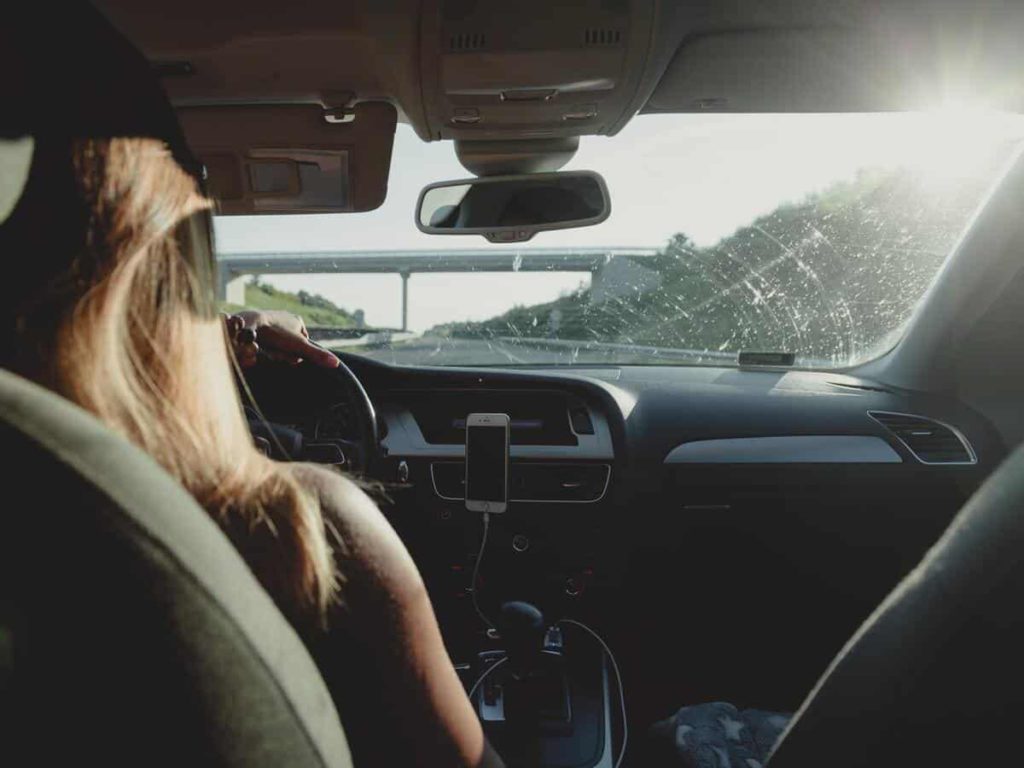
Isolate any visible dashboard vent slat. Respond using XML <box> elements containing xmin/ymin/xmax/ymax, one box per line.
<box><xmin>584</xmin><ymin>27</ymin><xmax>623</xmax><ymax>47</ymax></box>
<box><xmin>869</xmin><ymin>411</ymin><xmax>975</xmax><ymax>465</ymax></box>
<box><xmin>448</xmin><ymin>31</ymin><xmax>487</xmax><ymax>52</ymax></box>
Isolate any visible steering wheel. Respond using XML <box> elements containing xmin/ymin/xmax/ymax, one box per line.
<box><xmin>239</xmin><ymin>354</ymin><xmax>380</xmax><ymax>477</ymax></box>
<box><xmin>324</xmin><ymin>356</ymin><xmax>380</xmax><ymax>475</ymax></box>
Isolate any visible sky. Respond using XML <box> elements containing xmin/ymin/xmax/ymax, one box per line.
<box><xmin>213</xmin><ymin>111</ymin><xmax>1023</xmax><ymax>331</ymax></box>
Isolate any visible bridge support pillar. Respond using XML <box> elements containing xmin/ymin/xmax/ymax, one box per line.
<box><xmin>218</xmin><ymin>264</ymin><xmax>248</xmax><ymax>306</ymax></box>
<box><xmin>400</xmin><ymin>270</ymin><xmax>410</xmax><ymax>332</ymax></box>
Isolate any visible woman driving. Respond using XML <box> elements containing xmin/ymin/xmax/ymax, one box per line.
<box><xmin>1</xmin><ymin>4</ymin><xmax>497</xmax><ymax>767</ymax></box>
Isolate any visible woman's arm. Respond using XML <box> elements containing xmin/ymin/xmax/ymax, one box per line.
<box><xmin>295</xmin><ymin>465</ymin><xmax>489</xmax><ymax>768</ymax></box>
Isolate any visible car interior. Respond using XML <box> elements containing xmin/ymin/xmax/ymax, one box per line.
<box><xmin>4</xmin><ymin>1</ymin><xmax>1024</xmax><ymax>766</ymax></box>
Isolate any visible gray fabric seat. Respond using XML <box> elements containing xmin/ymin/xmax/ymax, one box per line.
<box><xmin>650</xmin><ymin>439</ymin><xmax>1024</xmax><ymax>767</ymax></box>
<box><xmin>0</xmin><ymin>368</ymin><xmax>352</xmax><ymax>767</ymax></box>
<box><xmin>767</xmin><ymin>438</ymin><xmax>1024</xmax><ymax>766</ymax></box>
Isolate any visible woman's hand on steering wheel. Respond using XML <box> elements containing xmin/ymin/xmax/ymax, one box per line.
<box><xmin>225</xmin><ymin>310</ymin><xmax>341</xmax><ymax>370</ymax></box>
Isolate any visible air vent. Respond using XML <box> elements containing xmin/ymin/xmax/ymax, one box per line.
<box><xmin>869</xmin><ymin>412</ymin><xmax>975</xmax><ymax>465</ymax></box>
<box><xmin>584</xmin><ymin>28</ymin><xmax>623</xmax><ymax>47</ymax></box>
<box><xmin>431</xmin><ymin>462</ymin><xmax>610</xmax><ymax>503</ymax></box>
<box><xmin>153</xmin><ymin>60</ymin><xmax>194</xmax><ymax>78</ymax></box>
<box><xmin>448</xmin><ymin>32</ymin><xmax>487</xmax><ymax>52</ymax></box>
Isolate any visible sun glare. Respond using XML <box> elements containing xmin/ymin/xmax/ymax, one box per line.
<box><xmin>888</xmin><ymin>104</ymin><xmax>1021</xmax><ymax>188</ymax></box>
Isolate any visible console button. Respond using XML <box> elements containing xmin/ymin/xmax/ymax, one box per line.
<box><xmin>564</xmin><ymin>577</ymin><xmax>583</xmax><ymax>597</ymax></box>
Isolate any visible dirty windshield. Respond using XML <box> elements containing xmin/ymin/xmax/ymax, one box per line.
<box><xmin>215</xmin><ymin>112</ymin><xmax>1024</xmax><ymax>368</ymax></box>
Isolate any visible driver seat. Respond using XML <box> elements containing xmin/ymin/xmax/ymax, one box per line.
<box><xmin>0</xmin><ymin>367</ymin><xmax>353</xmax><ymax>767</ymax></box>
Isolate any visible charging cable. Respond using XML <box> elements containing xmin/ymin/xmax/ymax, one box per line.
<box><xmin>470</xmin><ymin>512</ymin><xmax>496</xmax><ymax>632</ymax></box>
<box><xmin>559</xmin><ymin>618</ymin><xmax>628</xmax><ymax>768</ymax></box>
<box><xmin>466</xmin><ymin>615</ymin><xmax>626</xmax><ymax>767</ymax></box>
<box><xmin>467</xmin><ymin>655</ymin><xmax>508</xmax><ymax>702</ymax></box>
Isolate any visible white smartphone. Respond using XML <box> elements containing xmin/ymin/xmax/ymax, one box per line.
<box><xmin>464</xmin><ymin>413</ymin><xmax>510</xmax><ymax>514</ymax></box>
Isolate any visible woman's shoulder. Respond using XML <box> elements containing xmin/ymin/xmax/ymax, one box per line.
<box><xmin>290</xmin><ymin>463</ymin><xmax>373</xmax><ymax>518</ymax></box>
<box><xmin>290</xmin><ymin>464</ymin><xmax>426</xmax><ymax>604</ymax></box>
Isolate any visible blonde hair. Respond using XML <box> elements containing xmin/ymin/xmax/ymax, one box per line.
<box><xmin>45</xmin><ymin>138</ymin><xmax>338</xmax><ymax>624</ymax></box>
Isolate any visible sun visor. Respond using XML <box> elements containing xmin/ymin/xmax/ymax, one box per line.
<box><xmin>646</xmin><ymin>31</ymin><xmax>905</xmax><ymax>113</ymax></box>
<box><xmin>645</xmin><ymin>21</ymin><xmax>1024</xmax><ymax>114</ymax></box>
<box><xmin>177</xmin><ymin>102</ymin><xmax>397</xmax><ymax>214</ymax></box>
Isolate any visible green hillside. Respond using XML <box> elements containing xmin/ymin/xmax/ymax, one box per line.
<box><xmin>220</xmin><ymin>280</ymin><xmax>356</xmax><ymax>329</ymax></box>
<box><xmin>431</xmin><ymin>152</ymin><xmax>1011</xmax><ymax>366</ymax></box>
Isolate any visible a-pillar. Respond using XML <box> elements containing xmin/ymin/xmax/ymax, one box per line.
<box><xmin>400</xmin><ymin>270</ymin><xmax>411</xmax><ymax>331</ymax></box>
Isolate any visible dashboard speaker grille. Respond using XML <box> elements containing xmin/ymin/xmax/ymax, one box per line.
<box><xmin>869</xmin><ymin>411</ymin><xmax>975</xmax><ymax>464</ymax></box>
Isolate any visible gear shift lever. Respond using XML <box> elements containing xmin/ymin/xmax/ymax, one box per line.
<box><xmin>495</xmin><ymin>601</ymin><xmax>571</xmax><ymax>726</ymax></box>
<box><xmin>499</xmin><ymin>601</ymin><xmax>547</xmax><ymax>679</ymax></box>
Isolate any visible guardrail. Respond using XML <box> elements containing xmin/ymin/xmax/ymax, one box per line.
<box><xmin>316</xmin><ymin>330</ymin><xmax>419</xmax><ymax>349</ymax></box>
<box><xmin>307</xmin><ymin>328</ymin><xmax>829</xmax><ymax>368</ymax></box>
<box><xmin>307</xmin><ymin>326</ymin><xmax>400</xmax><ymax>340</ymax></box>
<box><xmin>494</xmin><ymin>336</ymin><xmax>836</xmax><ymax>367</ymax></box>
<box><xmin>492</xmin><ymin>336</ymin><xmax>740</xmax><ymax>362</ymax></box>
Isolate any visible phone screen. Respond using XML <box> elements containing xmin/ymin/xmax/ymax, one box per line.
<box><xmin>466</xmin><ymin>424</ymin><xmax>508</xmax><ymax>504</ymax></box>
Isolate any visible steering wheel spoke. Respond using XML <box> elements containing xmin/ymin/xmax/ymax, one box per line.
<box><xmin>241</xmin><ymin>355</ymin><xmax>380</xmax><ymax>477</ymax></box>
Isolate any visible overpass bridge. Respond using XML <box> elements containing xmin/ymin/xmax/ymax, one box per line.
<box><xmin>217</xmin><ymin>247</ymin><xmax>663</xmax><ymax>331</ymax></box>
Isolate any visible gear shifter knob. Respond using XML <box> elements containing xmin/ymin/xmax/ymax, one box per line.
<box><xmin>499</xmin><ymin>601</ymin><xmax>547</xmax><ymax>678</ymax></box>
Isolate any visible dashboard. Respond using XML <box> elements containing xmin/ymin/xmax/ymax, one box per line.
<box><xmin>243</xmin><ymin>357</ymin><xmax>1005</xmax><ymax>718</ymax></box>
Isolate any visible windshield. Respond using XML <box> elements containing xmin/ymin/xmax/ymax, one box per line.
<box><xmin>215</xmin><ymin>111</ymin><xmax>1024</xmax><ymax>368</ymax></box>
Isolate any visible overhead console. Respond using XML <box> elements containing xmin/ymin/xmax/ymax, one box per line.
<box><xmin>418</xmin><ymin>0</ymin><xmax>660</xmax><ymax>144</ymax></box>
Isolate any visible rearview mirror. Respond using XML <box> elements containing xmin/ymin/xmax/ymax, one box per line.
<box><xmin>415</xmin><ymin>171</ymin><xmax>610</xmax><ymax>243</ymax></box>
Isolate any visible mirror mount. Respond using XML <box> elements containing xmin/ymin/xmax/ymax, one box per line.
<box><xmin>321</xmin><ymin>90</ymin><xmax>357</xmax><ymax>124</ymax></box>
<box><xmin>455</xmin><ymin>137</ymin><xmax>579</xmax><ymax>176</ymax></box>
<box><xmin>415</xmin><ymin>170</ymin><xmax>610</xmax><ymax>243</ymax></box>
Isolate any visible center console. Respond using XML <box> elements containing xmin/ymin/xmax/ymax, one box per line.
<box><xmin>376</xmin><ymin>387</ymin><xmax>620</xmax><ymax>651</ymax></box>
<box><xmin>463</xmin><ymin>602</ymin><xmax>621</xmax><ymax>768</ymax></box>
<box><xmin>376</xmin><ymin>388</ymin><xmax>624</xmax><ymax>765</ymax></box>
